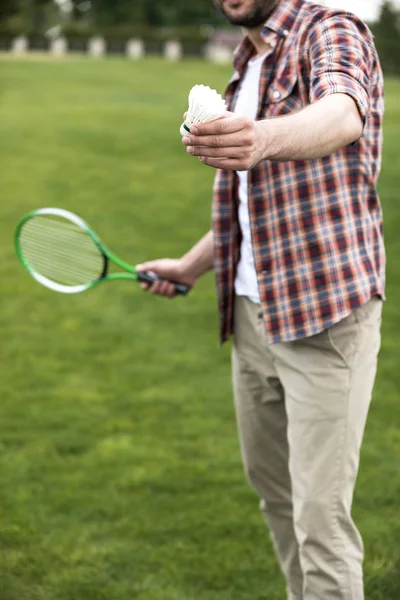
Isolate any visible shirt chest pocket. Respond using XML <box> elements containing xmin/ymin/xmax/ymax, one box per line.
<box><xmin>260</xmin><ymin>61</ymin><xmax>305</xmax><ymax>118</ymax></box>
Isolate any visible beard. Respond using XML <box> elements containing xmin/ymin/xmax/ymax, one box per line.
<box><xmin>213</xmin><ymin>0</ymin><xmax>280</xmax><ymax>28</ymax></box>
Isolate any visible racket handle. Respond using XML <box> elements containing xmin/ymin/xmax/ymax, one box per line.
<box><xmin>137</xmin><ymin>271</ymin><xmax>190</xmax><ymax>296</ymax></box>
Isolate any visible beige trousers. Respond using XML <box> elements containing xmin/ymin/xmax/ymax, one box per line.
<box><xmin>232</xmin><ymin>295</ymin><xmax>382</xmax><ymax>600</ymax></box>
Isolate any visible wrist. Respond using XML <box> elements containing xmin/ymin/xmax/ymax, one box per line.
<box><xmin>179</xmin><ymin>230</ymin><xmax>214</xmax><ymax>282</ymax></box>
<box><xmin>257</xmin><ymin>118</ymin><xmax>280</xmax><ymax>161</ymax></box>
<box><xmin>179</xmin><ymin>255</ymin><xmax>201</xmax><ymax>283</ymax></box>
<box><xmin>180</xmin><ymin>252</ymin><xmax>212</xmax><ymax>281</ymax></box>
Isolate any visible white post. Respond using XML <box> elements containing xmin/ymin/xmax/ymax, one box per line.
<box><xmin>126</xmin><ymin>38</ymin><xmax>144</xmax><ymax>59</ymax></box>
<box><xmin>51</xmin><ymin>36</ymin><xmax>68</xmax><ymax>57</ymax></box>
<box><xmin>205</xmin><ymin>44</ymin><xmax>232</xmax><ymax>65</ymax></box>
<box><xmin>12</xmin><ymin>35</ymin><xmax>28</xmax><ymax>56</ymax></box>
<box><xmin>88</xmin><ymin>36</ymin><xmax>106</xmax><ymax>58</ymax></box>
<box><xmin>164</xmin><ymin>40</ymin><xmax>182</xmax><ymax>61</ymax></box>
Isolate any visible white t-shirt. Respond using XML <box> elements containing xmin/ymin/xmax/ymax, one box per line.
<box><xmin>234</xmin><ymin>52</ymin><xmax>268</xmax><ymax>304</ymax></box>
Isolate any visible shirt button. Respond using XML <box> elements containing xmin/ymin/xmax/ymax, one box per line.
<box><xmin>273</xmin><ymin>90</ymin><xmax>281</xmax><ymax>100</ymax></box>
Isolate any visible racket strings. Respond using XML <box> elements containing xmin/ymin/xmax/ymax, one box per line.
<box><xmin>19</xmin><ymin>216</ymin><xmax>105</xmax><ymax>287</ymax></box>
<box><xmin>22</xmin><ymin>228</ymin><xmax>102</xmax><ymax>270</ymax></box>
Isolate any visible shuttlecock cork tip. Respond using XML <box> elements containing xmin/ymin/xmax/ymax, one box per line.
<box><xmin>180</xmin><ymin>83</ymin><xmax>227</xmax><ymax>136</ymax></box>
<box><xmin>180</xmin><ymin>123</ymin><xmax>191</xmax><ymax>136</ymax></box>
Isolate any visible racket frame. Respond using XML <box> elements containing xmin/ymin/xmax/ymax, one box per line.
<box><xmin>15</xmin><ymin>207</ymin><xmax>146</xmax><ymax>294</ymax></box>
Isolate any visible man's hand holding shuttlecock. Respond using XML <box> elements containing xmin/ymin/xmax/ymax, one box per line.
<box><xmin>179</xmin><ymin>84</ymin><xmax>266</xmax><ymax>172</ymax></box>
<box><xmin>179</xmin><ymin>83</ymin><xmax>267</xmax><ymax>171</ymax></box>
<box><xmin>182</xmin><ymin>112</ymin><xmax>267</xmax><ymax>172</ymax></box>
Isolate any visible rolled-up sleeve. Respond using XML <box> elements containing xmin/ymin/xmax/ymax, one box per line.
<box><xmin>308</xmin><ymin>15</ymin><xmax>374</xmax><ymax>124</ymax></box>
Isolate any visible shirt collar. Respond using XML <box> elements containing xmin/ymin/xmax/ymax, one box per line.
<box><xmin>263</xmin><ymin>0</ymin><xmax>305</xmax><ymax>38</ymax></box>
<box><xmin>232</xmin><ymin>0</ymin><xmax>305</xmax><ymax>75</ymax></box>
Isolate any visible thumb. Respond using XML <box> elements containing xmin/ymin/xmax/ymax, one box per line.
<box><xmin>136</xmin><ymin>261</ymin><xmax>168</xmax><ymax>280</ymax></box>
<box><xmin>136</xmin><ymin>262</ymin><xmax>155</xmax><ymax>272</ymax></box>
<box><xmin>135</xmin><ymin>262</ymin><xmax>160</xmax><ymax>291</ymax></box>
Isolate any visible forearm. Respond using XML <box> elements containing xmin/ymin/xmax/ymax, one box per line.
<box><xmin>181</xmin><ymin>230</ymin><xmax>214</xmax><ymax>279</ymax></box>
<box><xmin>260</xmin><ymin>94</ymin><xmax>363</xmax><ymax>162</ymax></box>
<box><xmin>184</xmin><ymin>93</ymin><xmax>364</xmax><ymax>170</ymax></box>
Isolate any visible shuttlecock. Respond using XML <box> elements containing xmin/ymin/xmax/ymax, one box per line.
<box><xmin>180</xmin><ymin>84</ymin><xmax>227</xmax><ymax>136</ymax></box>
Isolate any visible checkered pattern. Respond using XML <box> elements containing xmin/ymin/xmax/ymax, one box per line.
<box><xmin>213</xmin><ymin>0</ymin><xmax>385</xmax><ymax>344</ymax></box>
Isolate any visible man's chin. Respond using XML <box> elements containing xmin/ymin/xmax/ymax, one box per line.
<box><xmin>216</xmin><ymin>0</ymin><xmax>279</xmax><ymax>28</ymax></box>
<box><xmin>228</xmin><ymin>16</ymin><xmax>266</xmax><ymax>27</ymax></box>
<box><xmin>225</xmin><ymin>12</ymin><xmax>250</xmax><ymax>25</ymax></box>
<box><xmin>220</xmin><ymin>6</ymin><xmax>272</xmax><ymax>28</ymax></box>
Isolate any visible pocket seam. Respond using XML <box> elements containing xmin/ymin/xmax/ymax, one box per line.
<box><xmin>327</xmin><ymin>321</ymin><xmax>359</xmax><ymax>370</ymax></box>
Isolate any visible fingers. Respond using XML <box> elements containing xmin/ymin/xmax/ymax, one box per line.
<box><xmin>181</xmin><ymin>115</ymin><xmax>258</xmax><ymax>172</ymax></box>
<box><xmin>183</xmin><ymin>131</ymin><xmax>251</xmax><ymax>148</ymax></box>
<box><xmin>151</xmin><ymin>279</ymin><xmax>176</xmax><ymax>298</ymax></box>
<box><xmin>139</xmin><ymin>279</ymin><xmax>176</xmax><ymax>297</ymax></box>
<box><xmin>187</xmin><ymin>145</ymin><xmax>252</xmax><ymax>159</ymax></box>
<box><xmin>190</xmin><ymin>114</ymin><xmax>248</xmax><ymax>136</ymax></box>
<box><xmin>136</xmin><ymin>263</ymin><xmax>177</xmax><ymax>298</ymax></box>
<box><xmin>197</xmin><ymin>156</ymin><xmax>252</xmax><ymax>171</ymax></box>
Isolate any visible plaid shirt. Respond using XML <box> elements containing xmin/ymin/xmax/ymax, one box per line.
<box><xmin>212</xmin><ymin>0</ymin><xmax>385</xmax><ymax>344</ymax></box>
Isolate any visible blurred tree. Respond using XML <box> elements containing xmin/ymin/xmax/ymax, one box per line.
<box><xmin>81</xmin><ymin>0</ymin><xmax>147</xmax><ymax>27</ymax></box>
<box><xmin>372</xmin><ymin>0</ymin><xmax>400</xmax><ymax>74</ymax></box>
<box><xmin>374</xmin><ymin>1</ymin><xmax>400</xmax><ymax>40</ymax></box>
<box><xmin>87</xmin><ymin>0</ymin><xmax>221</xmax><ymax>27</ymax></box>
<box><xmin>31</xmin><ymin>0</ymin><xmax>52</xmax><ymax>29</ymax></box>
<box><xmin>0</xmin><ymin>0</ymin><xmax>21</xmax><ymax>24</ymax></box>
<box><xmin>171</xmin><ymin>0</ymin><xmax>221</xmax><ymax>26</ymax></box>
<box><xmin>6</xmin><ymin>0</ymin><xmax>55</xmax><ymax>30</ymax></box>
<box><xmin>0</xmin><ymin>0</ymin><xmax>223</xmax><ymax>28</ymax></box>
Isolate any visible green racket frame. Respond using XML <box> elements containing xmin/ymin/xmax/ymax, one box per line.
<box><xmin>15</xmin><ymin>208</ymin><xmax>190</xmax><ymax>296</ymax></box>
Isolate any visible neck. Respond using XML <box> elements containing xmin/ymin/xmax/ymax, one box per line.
<box><xmin>245</xmin><ymin>25</ymin><xmax>270</xmax><ymax>57</ymax></box>
<box><xmin>245</xmin><ymin>0</ymin><xmax>281</xmax><ymax>57</ymax></box>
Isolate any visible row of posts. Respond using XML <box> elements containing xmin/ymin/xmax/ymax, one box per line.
<box><xmin>9</xmin><ymin>35</ymin><xmax>232</xmax><ymax>63</ymax></box>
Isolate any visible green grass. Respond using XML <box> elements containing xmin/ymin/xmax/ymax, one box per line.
<box><xmin>0</xmin><ymin>56</ymin><xmax>399</xmax><ymax>600</ymax></box>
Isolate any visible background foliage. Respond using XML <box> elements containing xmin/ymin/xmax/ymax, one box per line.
<box><xmin>0</xmin><ymin>1</ymin><xmax>399</xmax><ymax>73</ymax></box>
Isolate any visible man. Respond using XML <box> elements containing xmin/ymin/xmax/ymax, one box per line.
<box><xmin>137</xmin><ymin>0</ymin><xmax>385</xmax><ymax>598</ymax></box>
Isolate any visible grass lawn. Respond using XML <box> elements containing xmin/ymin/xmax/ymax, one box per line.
<box><xmin>0</xmin><ymin>57</ymin><xmax>399</xmax><ymax>600</ymax></box>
